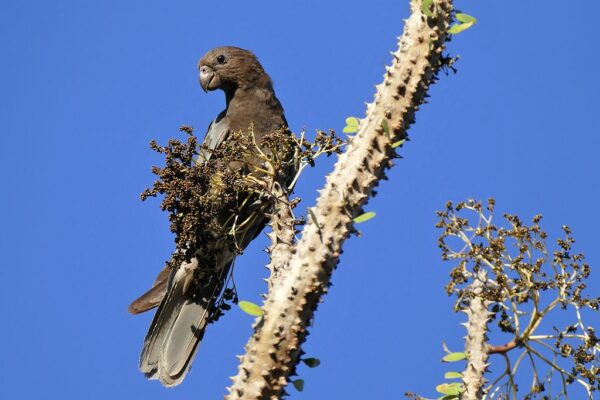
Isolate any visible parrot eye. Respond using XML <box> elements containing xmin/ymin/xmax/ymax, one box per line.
<box><xmin>216</xmin><ymin>54</ymin><xmax>226</xmax><ymax>64</ymax></box>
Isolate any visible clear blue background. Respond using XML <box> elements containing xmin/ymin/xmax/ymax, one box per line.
<box><xmin>1</xmin><ymin>1</ymin><xmax>599</xmax><ymax>399</ymax></box>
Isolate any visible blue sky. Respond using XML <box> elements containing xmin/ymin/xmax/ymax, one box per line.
<box><xmin>1</xmin><ymin>0</ymin><xmax>599</xmax><ymax>399</ymax></box>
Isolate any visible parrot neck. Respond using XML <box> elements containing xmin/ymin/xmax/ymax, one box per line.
<box><xmin>225</xmin><ymin>85</ymin><xmax>279</xmax><ymax>115</ymax></box>
<box><xmin>221</xmin><ymin>84</ymin><xmax>285</xmax><ymax>133</ymax></box>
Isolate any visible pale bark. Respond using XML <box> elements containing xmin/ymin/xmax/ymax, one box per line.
<box><xmin>462</xmin><ymin>270</ymin><xmax>492</xmax><ymax>400</ymax></box>
<box><xmin>264</xmin><ymin>181</ymin><xmax>297</xmax><ymax>288</ymax></box>
<box><xmin>226</xmin><ymin>1</ymin><xmax>453</xmax><ymax>398</ymax></box>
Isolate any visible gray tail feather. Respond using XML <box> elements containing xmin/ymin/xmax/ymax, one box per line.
<box><xmin>139</xmin><ymin>258</ymin><xmax>228</xmax><ymax>387</ymax></box>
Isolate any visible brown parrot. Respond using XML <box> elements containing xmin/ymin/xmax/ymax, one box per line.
<box><xmin>128</xmin><ymin>46</ymin><xmax>290</xmax><ymax>387</ymax></box>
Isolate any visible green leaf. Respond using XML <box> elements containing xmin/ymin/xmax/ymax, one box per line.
<box><xmin>343</xmin><ymin>116</ymin><xmax>359</xmax><ymax>134</ymax></box>
<box><xmin>308</xmin><ymin>208</ymin><xmax>321</xmax><ymax>228</ymax></box>
<box><xmin>448</xmin><ymin>21</ymin><xmax>474</xmax><ymax>35</ymax></box>
<box><xmin>354</xmin><ymin>211</ymin><xmax>376</xmax><ymax>224</ymax></box>
<box><xmin>436</xmin><ymin>382</ymin><xmax>464</xmax><ymax>396</ymax></box>
<box><xmin>345</xmin><ymin>116</ymin><xmax>359</xmax><ymax>126</ymax></box>
<box><xmin>442</xmin><ymin>352</ymin><xmax>466</xmax><ymax>362</ymax></box>
<box><xmin>444</xmin><ymin>371</ymin><xmax>463</xmax><ymax>379</ymax></box>
<box><xmin>391</xmin><ymin>139</ymin><xmax>405</xmax><ymax>148</ymax></box>
<box><xmin>421</xmin><ymin>0</ymin><xmax>434</xmax><ymax>17</ymax></box>
<box><xmin>303</xmin><ymin>357</ymin><xmax>321</xmax><ymax>368</ymax></box>
<box><xmin>438</xmin><ymin>395</ymin><xmax>459</xmax><ymax>400</ymax></box>
<box><xmin>455</xmin><ymin>13</ymin><xmax>476</xmax><ymax>24</ymax></box>
<box><xmin>292</xmin><ymin>379</ymin><xmax>304</xmax><ymax>392</ymax></box>
<box><xmin>238</xmin><ymin>300</ymin><xmax>263</xmax><ymax>317</ymax></box>
<box><xmin>381</xmin><ymin>119</ymin><xmax>390</xmax><ymax>138</ymax></box>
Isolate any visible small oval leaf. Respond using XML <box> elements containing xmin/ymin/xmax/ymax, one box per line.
<box><xmin>303</xmin><ymin>357</ymin><xmax>321</xmax><ymax>368</ymax></box>
<box><xmin>444</xmin><ymin>371</ymin><xmax>463</xmax><ymax>379</ymax></box>
<box><xmin>442</xmin><ymin>352</ymin><xmax>466</xmax><ymax>362</ymax></box>
<box><xmin>345</xmin><ymin>116</ymin><xmax>359</xmax><ymax>126</ymax></box>
<box><xmin>448</xmin><ymin>22</ymin><xmax>474</xmax><ymax>35</ymax></box>
<box><xmin>421</xmin><ymin>0</ymin><xmax>434</xmax><ymax>17</ymax></box>
<box><xmin>238</xmin><ymin>300</ymin><xmax>263</xmax><ymax>317</ymax></box>
<box><xmin>292</xmin><ymin>379</ymin><xmax>304</xmax><ymax>392</ymax></box>
<box><xmin>455</xmin><ymin>13</ymin><xmax>476</xmax><ymax>24</ymax></box>
<box><xmin>436</xmin><ymin>382</ymin><xmax>464</xmax><ymax>396</ymax></box>
<box><xmin>343</xmin><ymin>117</ymin><xmax>359</xmax><ymax>134</ymax></box>
<box><xmin>391</xmin><ymin>139</ymin><xmax>405</xmax><ymax>148</ymax></box>
<box><xmin>354</xmin><ymin>211</ymin><xmax>376</xmax><ymax>224</ymax></box>
<box><xmin>381</xmin><ymin>119</ymin><xmax>390</xmax><ymax>136</ymax></box>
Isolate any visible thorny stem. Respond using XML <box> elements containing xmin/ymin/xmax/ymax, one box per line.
<box><xmin>462</xmin><ymin>269</ymin><xmax>491</xmax><ymax>400</ymax></box>
<box><xmin>226</xmin><ymin>1</ymin><xmax>454</xmax><ymax>398</ymax></box>
<box><xmin>264</xmin><ymin>182</ymin><xmax>297</xmax><ymax>289</ymax></box>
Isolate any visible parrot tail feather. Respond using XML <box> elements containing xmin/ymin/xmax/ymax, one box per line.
<box><xmin>139</xmin><ymin>257</ymin><xmax>228</xmax><ymax>387</ymax></box>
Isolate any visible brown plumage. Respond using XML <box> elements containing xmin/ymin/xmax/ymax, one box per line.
<box><xmin>129</xmin><ymin>46</ymin><xmax>290</xmax><ymax>386</ymax></box>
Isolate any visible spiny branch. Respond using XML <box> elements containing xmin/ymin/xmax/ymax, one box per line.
<box><xmin>225</xmin><ymin>1</ymin><xmax>454</xmax><ymax>398</ymax></box>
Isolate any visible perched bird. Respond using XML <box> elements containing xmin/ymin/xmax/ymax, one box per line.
<box><xmin>129</xmin><ymin>46</ymin><xmax>290</xmax><ymax>386</ymax></box>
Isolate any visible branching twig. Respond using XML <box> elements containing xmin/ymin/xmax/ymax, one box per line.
<box><xmin>438</xmin><ymin>199</ymin><xmax>600</xmax><ymax>399</ymax></box>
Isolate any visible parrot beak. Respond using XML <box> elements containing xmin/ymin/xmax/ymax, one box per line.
<box><xmin>199</xmin><ymin>65</ymin><xmax>214</xmax><ymax>93</ymax></box>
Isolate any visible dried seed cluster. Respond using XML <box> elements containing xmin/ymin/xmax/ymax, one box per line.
<box><xmin>141</xmin><ymin>125</ymin><xmax>344</xmax><ymax>320</ymax></box>
<box><xmin>437</xmin><ymin>199</ymin><xmax>600</xmax><ymax>397</ymax></box>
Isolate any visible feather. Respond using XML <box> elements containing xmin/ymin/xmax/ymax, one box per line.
<box><xmin>128</xmin><ymin>266</ymin><xmax>170</xmax><ymax>314</ymax></box>
<box><xmin>138</xmin><ymin>257</ymin><xmax>230</xmax><ymax>386</ymax></box>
